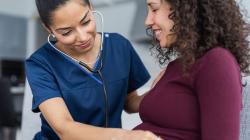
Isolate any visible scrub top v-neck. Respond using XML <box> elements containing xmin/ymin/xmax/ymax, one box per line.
<box><xmin>26</xmin><ymin>33</ymin><xmax>150</xmax><ymax>140</ymax></box>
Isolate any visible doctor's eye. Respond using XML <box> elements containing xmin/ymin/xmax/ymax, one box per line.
<box><xmin>82</xmin><ymin>20</ymin><xmax>91</xmax><ymax>25</ymax></box>
<box><xmin>62</xmin><ymin>31</ymin><xmax>72</xmax><ymax>36</ymax></box>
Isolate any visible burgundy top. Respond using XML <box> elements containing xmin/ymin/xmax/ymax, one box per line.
<box><xmin>134</xmin><ymin>47</ymin><xmax>242</xmax><ymax>140</ymax></box>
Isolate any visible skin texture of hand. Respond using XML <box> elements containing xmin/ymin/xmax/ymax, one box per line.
<box><xmin>112</xmin><ymin>130</ymin><xmax>162</xmax><ymax>140</ymax></box>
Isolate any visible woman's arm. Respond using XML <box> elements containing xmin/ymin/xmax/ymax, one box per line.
<box><xmin>39</xmin><ymin>97</ymin><xmax>159</xmax><ymax>140</ymax></box>
<box><xmin>195</xmin><ymin>49</ymin><xmax>242</xmax><ymax>140</ymax></box>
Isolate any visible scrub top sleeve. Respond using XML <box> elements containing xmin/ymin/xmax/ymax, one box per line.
<box><xmin>25</xmin><ymin>59</ymin><xmax>62</xmax><ymax>113</ymax></box>
<box><xmin>127</xmin><ymin>41</ymin><xmax>150</xmax><ymax>93</ymax></box>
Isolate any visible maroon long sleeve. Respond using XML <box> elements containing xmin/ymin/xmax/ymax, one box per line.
<box><xmin>134</xmin><ymin>47</ymin><xmax>242</xmax><ymax>140</ymax></box>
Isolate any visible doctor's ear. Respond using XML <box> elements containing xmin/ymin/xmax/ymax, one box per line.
<box><xmin>41</xmin><ymin>23</ymin><xmax>54</xmax><ymax>35</ymax></box>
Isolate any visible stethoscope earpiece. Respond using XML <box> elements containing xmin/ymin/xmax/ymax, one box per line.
<box><xmin>51</xmin><ymin>34</ymin><xmax>56</xmax><ymax>38</ymax></box>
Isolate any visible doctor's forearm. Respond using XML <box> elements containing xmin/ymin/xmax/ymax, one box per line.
<box><xmin>58</xmin><ymin>121</ymin><xmax>127</xmax><ymax>140</ymax></box>
<box><xmin>124</xmin><ymin>91</ymin><xmax>146</xmax><ymax>113</ymax></box>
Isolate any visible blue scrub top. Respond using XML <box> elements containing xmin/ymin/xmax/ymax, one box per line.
<box><xmin>26</xmin><ymin>33</ymin><xmax>150</xmax><ymax>140</ymax></box>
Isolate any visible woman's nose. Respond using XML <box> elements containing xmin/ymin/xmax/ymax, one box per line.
<box><xmin>145</xmin><ymin>12</ymin><xmax>154</xmax><ymax>27</ymax></box>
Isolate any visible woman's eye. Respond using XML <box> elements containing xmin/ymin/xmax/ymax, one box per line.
<box><xmin>152</xmin><ymin>9</ymin><xmax>158</xmax><ymax>12</ymax></box>
<box><xmin>62</xmin><ymin>31</ymin><xmax>72</xmax><ymax>36</ymax></box>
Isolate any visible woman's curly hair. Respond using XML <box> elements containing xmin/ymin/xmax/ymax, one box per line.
<box><xmin>149</xmin><ymin>0</ymin><xmax>250</xmax><ymax>74</ymax></box>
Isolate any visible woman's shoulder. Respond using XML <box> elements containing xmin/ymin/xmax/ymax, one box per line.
<box><xmin>191</xmin><ymin>47</ymin><xmax>240</xmax><ymax>76</ymax></box>
<box><xmin>199</xmin><ymin>47</ymin><xmax>238</xmax><ymax>65</ymax></box>
<box><xmin>193</xmin><ymin>47</ymin><xmax>240</xmax><ymax>77</ymax></box>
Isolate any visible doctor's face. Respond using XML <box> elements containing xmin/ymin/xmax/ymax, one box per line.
<box><xmin>49</xmin><ymin>0</ymin><xmax>97</xmax><ymax>55</ymax></box>
<box><xmin>145</xmin><ymin>0</ymin><xmax>176</xmax><ymax>48</ymax></box>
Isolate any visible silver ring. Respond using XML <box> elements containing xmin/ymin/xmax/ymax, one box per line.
<box><xmin>156</xmin><ymin>136</ymin><xmax>161</xmax><ymax>140</ymax></box>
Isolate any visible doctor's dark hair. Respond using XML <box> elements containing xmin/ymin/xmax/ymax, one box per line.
<box><xmin>149</xmin><ymin>0</ymin><xmax>250</xmax><ymax>74</ymax></box>
<box><xmin>35</xmin><ymin>0</ymin><xmax>90</xmax><ymax>28</ymax></box>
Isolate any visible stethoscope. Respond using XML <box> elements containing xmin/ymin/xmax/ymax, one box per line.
<box><xmin>47</xmin><ymin>11</ymin><xmax>109</xmax><ymax>127</ymax></box>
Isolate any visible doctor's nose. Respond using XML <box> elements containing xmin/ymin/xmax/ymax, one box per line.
<box><xmin>76</xmin><ymin>28</ymin><xmax>88</xmax><ymax>42</ymax></box>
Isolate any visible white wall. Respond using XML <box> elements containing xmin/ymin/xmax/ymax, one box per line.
<box><xmin>238</xmin><ymin>0</ymin><xmax>250</xmax><ymax>22</ymax></box>
<box><xmin>95</xmin><ymin>1</ymin><xmax>137</xmax><ymax>38</ymax></box>
<box><xmin>0</xmin><ymin>0</ymin><xmax>36</xmax><ymax>18</ymax></box>
<box><xmin>239</xmin><ymin>0</ymin><xmax>250</xmax><ymax>11</ymax></box>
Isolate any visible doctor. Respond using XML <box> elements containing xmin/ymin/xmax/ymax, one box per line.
<box><xmin>26</xmin><ymin>0</ymin><xmax>160</xmax><ymax>140</ymax></box>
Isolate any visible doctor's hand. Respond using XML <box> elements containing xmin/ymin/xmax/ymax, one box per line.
<box><xmin>113</xmin><ymin>130</ymin><xmax>162</xmax><ymax>140</ymax></box>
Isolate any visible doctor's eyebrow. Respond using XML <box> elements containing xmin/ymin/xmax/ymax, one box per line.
<box><xmin>80</xmin><ymin>10</ymin><xmax>90</xmax><ymax>23</ymax></box>
<box><xmin>55</xmin><ymin>10</ymin><xmax>90</xmax><ymax>31</ymax></box>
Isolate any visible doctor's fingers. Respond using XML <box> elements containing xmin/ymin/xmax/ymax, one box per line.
<box><xmin>126</xmin><ymin>130</ymin><xmax>163</xmax><ymax>140</ymax></box>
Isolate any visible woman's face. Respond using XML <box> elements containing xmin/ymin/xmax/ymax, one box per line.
<box><xmin>145</xmin><ymin>0</ymin><xmax>175</xmax><ymax>48</ymax></box>
<box><xmin>49</xmin><ymin>0</ymin><xmax>97</xmax><ymax>55</ymax></box>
